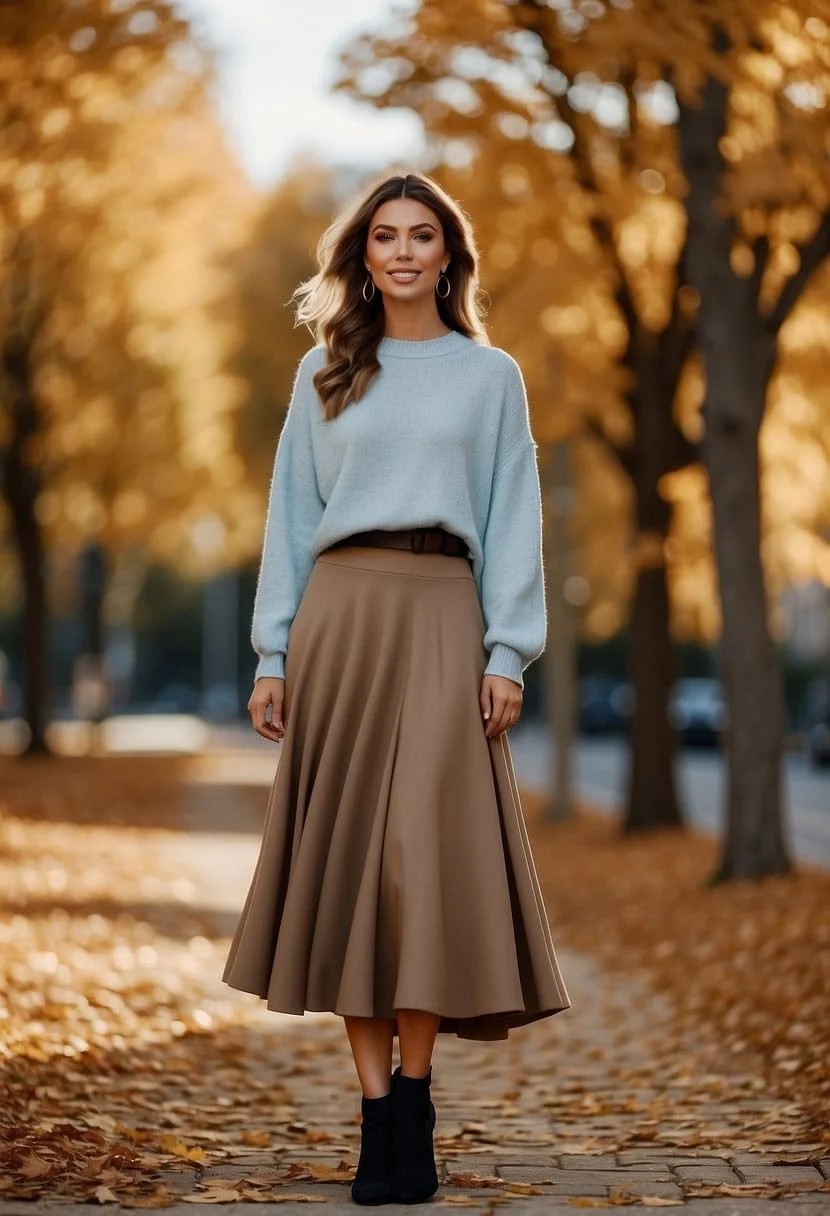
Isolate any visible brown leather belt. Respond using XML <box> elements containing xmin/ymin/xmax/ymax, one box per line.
<box><xmin>325</xmin><ymin>527</ymin><xmax>471</xmax><ymax>559</ymax></box>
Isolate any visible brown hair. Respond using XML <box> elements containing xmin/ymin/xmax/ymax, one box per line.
<box><xmin>292</xmin><ymin>170</ymin><xmax>488</xmax><ymax>420</ymax></box>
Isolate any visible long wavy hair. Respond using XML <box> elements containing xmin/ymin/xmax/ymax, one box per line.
<box><xmin>292</xmin><ymin>170</ymin><xmax>489</xmax><ymax>420</ymax></box>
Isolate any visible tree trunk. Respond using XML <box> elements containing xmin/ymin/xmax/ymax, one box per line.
<box><xmin>11</xmin><ymin>473</ymin><xmax>49</xmax><ymax>755</ymax></box>
<box><xmin>704</xmin><ymin>383</ymin><xmax>789</xmax><ymax>878</ymax></box>
<box><xmin>1</xmin><ymin>298</ymin><xmax>51</xmax><ymax>755</ymax></box>
<box><xmin>626</xmin><ymin>570</ymin><xmax>680</xmax><ymax>829</ymax></box>
<box><xmin>623</xmin><ymin>340</ymin><xmax>683</xmax><ymax>831</ymax></box>
<box><xmin>678</xmin><ymin>75</ymin><xmax>790</xmax><ymax>880</ymax></box>
<box><xmin>1</xmin><ymin>390</ymin><xmax>49</xmax><ymax>754</ymax></box>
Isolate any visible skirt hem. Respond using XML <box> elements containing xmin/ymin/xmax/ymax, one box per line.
<box><xmin>222</xmin><ymin>977</ymin><xmax>572</xmax><ymax>1042</ymax></box>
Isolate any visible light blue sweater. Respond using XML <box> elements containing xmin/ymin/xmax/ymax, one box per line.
<box><xmin>251</xmin><ymin>329</ymin><xmax>546</xmax><ymax>688</ymax></box>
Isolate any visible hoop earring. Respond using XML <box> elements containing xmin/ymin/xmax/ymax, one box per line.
<box><xmin>362</xmin><ymin>274</ymin><xmax>376</xmax><ymax>303</ymax></box>
<box><xmin>436</xmin><ymin>271</ymin><xmax>451</xmax><ymax>299</ymax></box>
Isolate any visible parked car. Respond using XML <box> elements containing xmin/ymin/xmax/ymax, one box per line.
<box><xmin>669</xmin><ymin>678</ymin><xmax>727</xmax><ymax>746</ymax></box>
<box><xmin>803</xmin><ymin>683</ymin><xmax>830</xmax><ymax>768</ymax></box>
<box><xmin>578</xmin><ymin>676</ymin><xmax>633</xmax><ymax>735</ymax></box>
<box><xmin>145</xmin><ymin>682</ymin><xmax>201</xmax><ymax>714</ymax></box>
<box><xmin>808</xmin><ymin>715</ymin><xmax>830</xmax><ymax>767</ymax></box>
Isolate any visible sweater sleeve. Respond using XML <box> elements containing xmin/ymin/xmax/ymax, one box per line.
<box><xmin>480</xmin><ymin>357</ymin><xmax>547</xmax><ymax>688</ymax></box>
<box><xmin>251</xmin><ymin>351</ymin><xmax>325</xmax><ymax>682</ymax></box>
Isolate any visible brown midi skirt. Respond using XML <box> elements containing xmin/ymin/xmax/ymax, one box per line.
<box><xmin>222</xmin><ymin>543</ymin><xmax>571</xmax><ymax>1041</ymax></box>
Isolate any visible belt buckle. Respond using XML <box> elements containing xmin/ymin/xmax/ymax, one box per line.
<box><xmin>411</xmin><ymin>528</ymin><xmax>427</xmax><ymax>553</ymax></box>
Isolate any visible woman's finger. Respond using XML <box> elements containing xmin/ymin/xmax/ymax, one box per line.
<box><xmin>255</xmin><ymin>712</ymin><xmax>284</xmax><ymax>741</ymax></box>
<box><xmin>493</xmin><ymin>698</ymin><xmax>523</xmax><ymax>738</ymax></box>
<box><xmin>485</xmin><ymin>695</ymin><xmax>510</xmax><ymax>739</ymax></box>
<box><xmin>248</xmin><ymin>681</ymin><xmax>285</xmax><ymax>742</ymax></box>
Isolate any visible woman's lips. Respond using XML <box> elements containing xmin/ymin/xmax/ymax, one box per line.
<box><xmin>388</xmin><ymin>270</ymin><xmax>421</xmax><ymax>282</ymax></box>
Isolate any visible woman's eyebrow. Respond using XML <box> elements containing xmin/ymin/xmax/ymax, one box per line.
<box><xmin>370</xmin><ymin>222</ymin><xmax>438</xmax><ymax>233</ymax></box>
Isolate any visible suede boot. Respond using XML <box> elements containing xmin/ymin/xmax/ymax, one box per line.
<box><xmin>390</xmin><ymin>1065</ymin><xmax>439</xmax><ymax>1204</ymax></box>
<box><xmin>351</xmin><ymin>1088</ymin><xmax>394</xmax><ymax>1205</ymax></box>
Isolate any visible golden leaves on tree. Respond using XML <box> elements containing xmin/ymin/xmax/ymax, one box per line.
<box><xmin>0</xmin><ymin>0</ymin><xmax>261</xmax><ymax>620</ymax></box>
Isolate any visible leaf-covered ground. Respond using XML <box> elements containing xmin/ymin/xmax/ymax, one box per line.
<box><xmin>0</xmin><ymin>752</ymin><xmax>828</xmax><ymax>1207</ymax></box>
<box><xmin>524</xmin><ymin>791</ymin><xmax>830</xmax><ymax>1130</ymax></box>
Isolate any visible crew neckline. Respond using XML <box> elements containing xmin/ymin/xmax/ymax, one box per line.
<box><xmin>378</xmin><ymin>330</ymin><xmax>472</xmax><ymax>359</ymax></box>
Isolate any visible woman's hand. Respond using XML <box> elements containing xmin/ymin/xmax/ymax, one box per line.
<box><xmin>248</xmin><ymin>677</ymin><xmax>286</xmax><ymax>742</ymax></box>
<box><xmin>480</xmin><ymin>674</ymin><xmax>522</xmax><ymax>739</ymax></box>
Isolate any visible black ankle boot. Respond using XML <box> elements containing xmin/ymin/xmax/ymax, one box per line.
<box><xmin>390</xmin><ymin>1065</ymin><xmax>439</xmax><ymax>1204</ymax></box>
<box><xmin>351</xmin><ymin>1088</ymin><xmax>393</xmax><ymax>1205</ymax></box>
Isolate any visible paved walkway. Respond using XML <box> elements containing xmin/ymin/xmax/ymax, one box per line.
<box><xmin>164</xmin><ymin>953</ymin><xmax>828</xmax><ymax>1212</ymax></box>
<box><xmin>2</xmin><ymin>749</ymin><xmax>828</xmax><ymax>1212</ymax></box>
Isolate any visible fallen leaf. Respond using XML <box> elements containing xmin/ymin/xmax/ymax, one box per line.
<box><xmin>18</xmin><ymin>1154</ymin><xmax>52</xmax><ymax>1179</ymax></box>
<box><xmin>685</xmin><ymin>1181</ymin><xmax>828</xmax><ymax>1199</ymax></box>
<box><xmin>241</xmin><ymin>1131</ymin><xmax>270</xmax><ymax>1147</ymax></box>
<box><xmin>264</xmin><ymin>1195</ymin><xmax>327</xmax><ymax>1204</ymax></box>
<box><xmin>304</xmin><ymin>1161</ymin><xmax>353</xmax><ymax>1181</ymax></box>
<box><xmin>159</xmin><ymin>1134</ymin><xmax>209</xmax><ymax>1165</ymax></box>
<box><xmin>116</xmin><ymin>1186</ymin><xmax>173</xmax><ymax>1209</ymax></box>
<box><xmin>445</xmin><ymin>1172</ymin><xmax>503</xmax><ymax>1189</ymax></box>
<box><xmin>181</xmin><ymin>1191</ymin><xmax>241</xmax><ymax>1204</ymax></box>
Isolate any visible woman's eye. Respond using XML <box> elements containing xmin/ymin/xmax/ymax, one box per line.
<box><xmin>374</xmin><ymin>232</ymin><xmax>434</xmax><ymax>242</ymax></box>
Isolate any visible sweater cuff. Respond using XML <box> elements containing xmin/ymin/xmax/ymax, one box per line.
<box><xmin>255</xmin><ymin>652</ymin><xmax>286</xmax><ymax>681</ymax></box>
<box><xmin>484</xmin><ymin>643</ymin><xmax>525</xmax><ymax>688</ymax></box>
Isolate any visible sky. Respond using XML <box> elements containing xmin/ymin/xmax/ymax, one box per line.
<box><xmin>174</xmin><ymin>0</ymin><xmax>424</xmax><ymax>188</ymax></box>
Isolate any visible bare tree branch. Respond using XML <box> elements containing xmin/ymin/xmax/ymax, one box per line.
<box><xmin>765</xmin><ymin>213</ymin><xmax>830</xmax><ymax>335</ymax></box>
<box><xmin>749</xmin><ymin>233</ymin><xmax>769</xmax><ymax>308</ymax></box>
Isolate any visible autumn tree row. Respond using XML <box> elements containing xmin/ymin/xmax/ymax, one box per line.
<box><xmin>0</xmin><ymin>0</ymin><xmax>258</xmax><ymax>747</ymax></box>
<box><xmin>3</xmin><ymin>1</ymin><xmax>829</xmax><ymax>888</ymax></box>
<box><xmin>334</xmin><ymin>0</ymin><xmax>830</xmax><ymax>879</ymax></box>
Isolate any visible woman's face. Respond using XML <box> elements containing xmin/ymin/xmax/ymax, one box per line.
<box><xmin>364</xmin><ymin>197</ymin><xmax>449</xmax><ymax>301</ymax></box>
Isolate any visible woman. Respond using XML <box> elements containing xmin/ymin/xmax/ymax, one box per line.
<box><xmin>222</xmin><ymin>170</ymin><xmax>571</xmax><ymax>1206</ymax></box>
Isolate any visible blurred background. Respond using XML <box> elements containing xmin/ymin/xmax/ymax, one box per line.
<box><xmin>1</xmin><ymin>0</ymin><xmax>829</xmax><ymax>880</ymax></box>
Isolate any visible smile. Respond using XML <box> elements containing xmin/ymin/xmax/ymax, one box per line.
<box><xmin>388</xmin><ymin>270</ymin><xmax>421</xmax><ymax>282</ymax></box>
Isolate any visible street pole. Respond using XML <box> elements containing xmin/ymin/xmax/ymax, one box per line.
<box><xmin>541</xmin><ymin>438</ymin><xmax>578</xmax><ymax>821</ymax></box>
<box><xmin>201</xmin><ymin>569</ymin><xmax>240</xmax><ymax>720</ymax></box>
<box><xmin>73</xmin><ymin>541</ymin><xmax>111</xmax><ymax>751</ymax></box>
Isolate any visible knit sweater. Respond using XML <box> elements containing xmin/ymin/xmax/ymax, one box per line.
<box><xmin>251</xmin><ymin>329</ymin><xmax>546</xmax><ymax>688</ymax></box>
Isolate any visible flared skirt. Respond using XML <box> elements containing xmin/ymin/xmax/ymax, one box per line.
<box><xmin>222</xmin><ymin>543</ymin><xmax>571</xmax><ymax>1041</ymax></box>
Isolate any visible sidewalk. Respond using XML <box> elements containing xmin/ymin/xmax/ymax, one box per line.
<box><xmin>1</xmin><ymin>750</ymin><xmax>827</xmax><ymax>1212</ymax></box>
